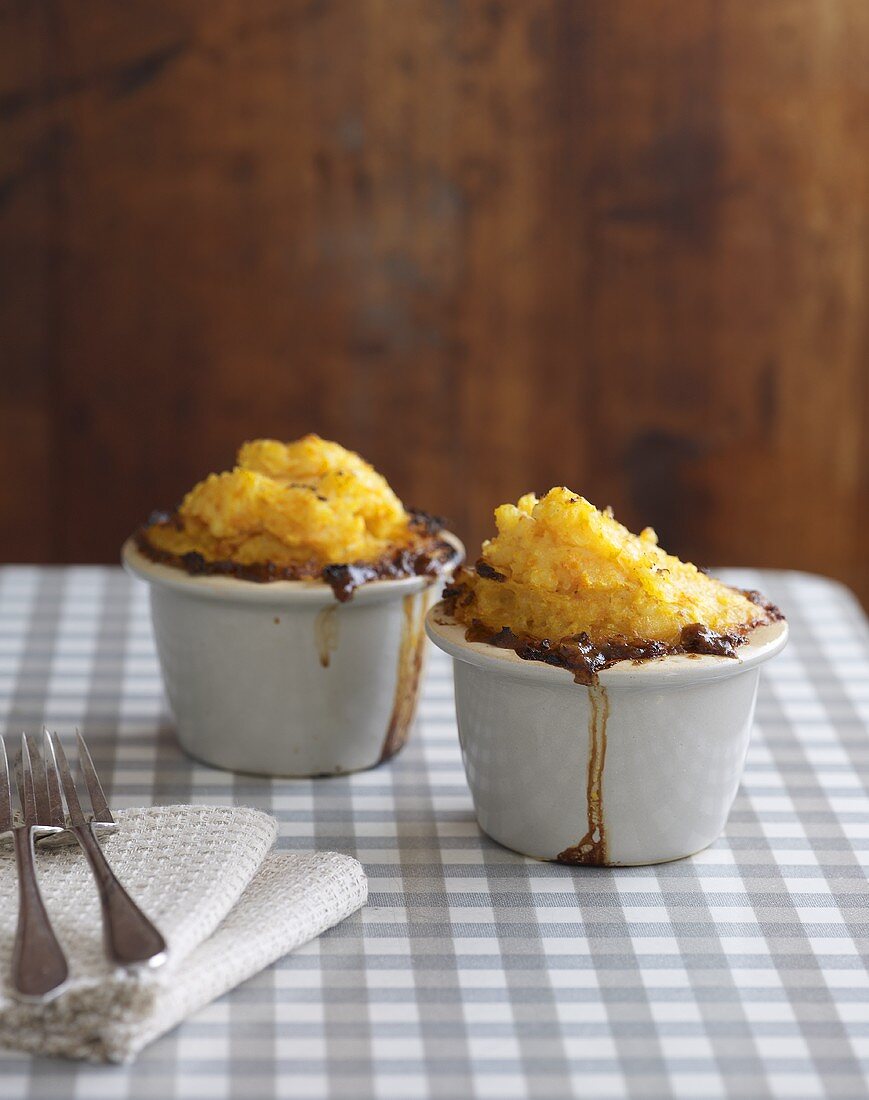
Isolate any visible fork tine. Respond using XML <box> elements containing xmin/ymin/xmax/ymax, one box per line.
<box><xmin>41</xmin><ymin>730</ymin><xmax>66</xmax><ymax>829</ymax></box>
<box><xmin>75</xmin><ymin>731</ymin><xmax>114</xmax><ymax>824</ymax></box>
<box><xmin>24</xmin><ymin>733</ymin><xmax>51</xmax><ymax>825</ymax></box>
<box><xmin>17</xmin><ymin>734</ymin><xmax>38</xmax><ymax>827</ymax></box>
<box><xmin>0</xmin><ymin>737</ymin><xmax>12</xmax><ymax>832</ymax></box>
<box><xmin>48</xmin><ymin>733</ymin><xmax>86</xmax><ymax>827</ymax></box>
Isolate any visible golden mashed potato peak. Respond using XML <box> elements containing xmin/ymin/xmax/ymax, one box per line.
<box><xmin>447</xmin><ymin>487</ymin><xmax>778</xmax><ymax>649</ymax></box>
<box><xmin>137</xmin><ymin>435</ymin><xmax>453</xmax><ymax>590</ymax></box>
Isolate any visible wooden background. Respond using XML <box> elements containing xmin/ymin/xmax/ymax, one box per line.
<box><xmin>2</xmin><ymin>0</ymin><xmax>868</xmax><ymax>602</ymax></box>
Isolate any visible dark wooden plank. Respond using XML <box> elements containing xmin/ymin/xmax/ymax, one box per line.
<box><xmin>0</xmin><ymin>0</ymin><xmax>866</xmax><ymax>604</ymax></box>
<box><xmin>0</xmin><ymin>1</ymin><xmax>56</xmax><ymax>561</ymax></box>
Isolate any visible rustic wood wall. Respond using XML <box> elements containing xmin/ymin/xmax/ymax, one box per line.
<box><xmin>2</xmin><ymin>1</ymin><xmax>868</xmax><ymax>602</ymax></box>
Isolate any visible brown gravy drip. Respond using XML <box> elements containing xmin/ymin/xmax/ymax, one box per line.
<box><xmin>135</xmin><ymin>508</ymin><xmax>461</xmax><ymax>602</ymax></box>
<box><xmin>314</xmin><ymin>605</ymin><xmax>339</xmax><ymax>668</ymax></box>
<box><xmin>474</xmin><ymin>559</ymin><xmax>507</xmax><ymax>582</ymax></box>
<box><xmin>380</xmin><ymin>593</ymin><xmax>428</xmax><ymax>763</ymax></box>
<box><xmin>557</xmin><ymin>685</ymin><xmax>610</xmax><ymax>866</ymax></box>
<box><xmin>444</xmin><ymin>578</ymin><xmax>783</xmax><ymax>686</ymax></box>
<box><xmin>739</xmin><ymin>589</ymin><xmax>786</xmax><ymax>623</ymax></box>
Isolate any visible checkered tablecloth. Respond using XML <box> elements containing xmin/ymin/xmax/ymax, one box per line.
<box><xmin>0</xmin><ymin>566</ymin><xmax>868</xmax><ymax>1100</ymax></box>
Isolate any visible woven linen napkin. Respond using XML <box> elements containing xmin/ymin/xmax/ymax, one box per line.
<box><xmin>0</xmin><ymin>805</ymin><xmax>367</xmax><ymax>1062</ymax></box>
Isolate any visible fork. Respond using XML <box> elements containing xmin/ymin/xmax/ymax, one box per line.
<box><xmin>0</xmin><ymin>734</ymin><xmax>69</xmax><ymax>1001</ymax></box>
<box><xmin>43</xmin><ymin>731</ymin><xmax>168</xmax><ymax>970</ymax></box>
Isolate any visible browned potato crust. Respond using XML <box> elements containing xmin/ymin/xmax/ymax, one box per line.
<box><xmin>452</xmin><ymin>488</ymin><xmax>767</xmax><ymax>647</ymax></box>
<box><xmin>144</xmin><ymin>435</ymin><xmax>415</xmax><ymax>569</ymax></box>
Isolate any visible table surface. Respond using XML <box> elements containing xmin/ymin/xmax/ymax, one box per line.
<box><xmin>0</xmin><ymin>566</ymin><xmax>868</xmax><ymax>1100</ymax></box>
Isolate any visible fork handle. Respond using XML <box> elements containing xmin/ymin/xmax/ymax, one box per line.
<box><xmin>11</xmin><ymin>826</ymin><xmax>69</xmax><ymax>1000</ymax></box>
<box><xmin>70</xmin><ymin>822</ymin><xmax>167</xmax><ymax>968</ymax></box>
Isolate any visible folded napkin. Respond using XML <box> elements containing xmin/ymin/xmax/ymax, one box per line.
<box><xmin>0</xmin><ymin>805</ymin><xmax>367</xmax><ymax>1062</ymax></box>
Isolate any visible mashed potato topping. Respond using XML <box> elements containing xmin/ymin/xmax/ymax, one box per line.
<box><xmin>138</xmin><ymin>435</ymin><xmax>456</xmax><ymax>594</ymax></box>
<box><xmin>446</xmin><ymin>488</ymin><xmax>777</xmax><ymax>653</ymax></box>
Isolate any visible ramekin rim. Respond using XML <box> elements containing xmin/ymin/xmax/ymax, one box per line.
<box><xmin>425</xmin><ymin>602</ymin><xmax>788</xmax><ymax>686</ymax></box>
<box><xmin>122</xmin><ymin>534</ymin><xmax>465</xmax><ymax>604</ymax></box>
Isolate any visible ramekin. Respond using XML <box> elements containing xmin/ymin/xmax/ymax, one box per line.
<box><xmin>426</xmin><ymin>607</ymin><xmax>788</xmax><ymax>866</ymax></box>
<box><xmin>122</xmin><ymin>536</ymin><xmax>463</xmax><ymax>776</ymax></box>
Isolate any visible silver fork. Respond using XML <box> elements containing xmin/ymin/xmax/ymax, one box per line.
<box><xmin>0</xmin><ymin>734</ymin><xmax>69</xmax><ymax>1001</ymax></box>
<box><xmin>43</xmin><ymin>731</ymin><xmax>168</xmax><ymax>970</ymax></box>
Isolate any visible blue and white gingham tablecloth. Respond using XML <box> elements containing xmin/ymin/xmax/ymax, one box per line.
<box><xmin>0</xmin><ymin>565</ymin><xmax>868</xmax><ymax>1100</ymax></box>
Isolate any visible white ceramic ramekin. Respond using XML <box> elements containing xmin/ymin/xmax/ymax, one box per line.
<box><xmin>426</xmin><ymin>607</ymin><xmax>788</xmax><ymax>866</ymax></box>
<box><xmin>122</xmin><ymin>537</ymin><xmax>463</xmax><ymax>776</ymax></box>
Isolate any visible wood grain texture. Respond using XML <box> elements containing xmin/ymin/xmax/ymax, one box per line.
<box><xmin>1</xmin><ymin>0</ymin><xmax>867</xmax><ymax>602</ymax></box>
